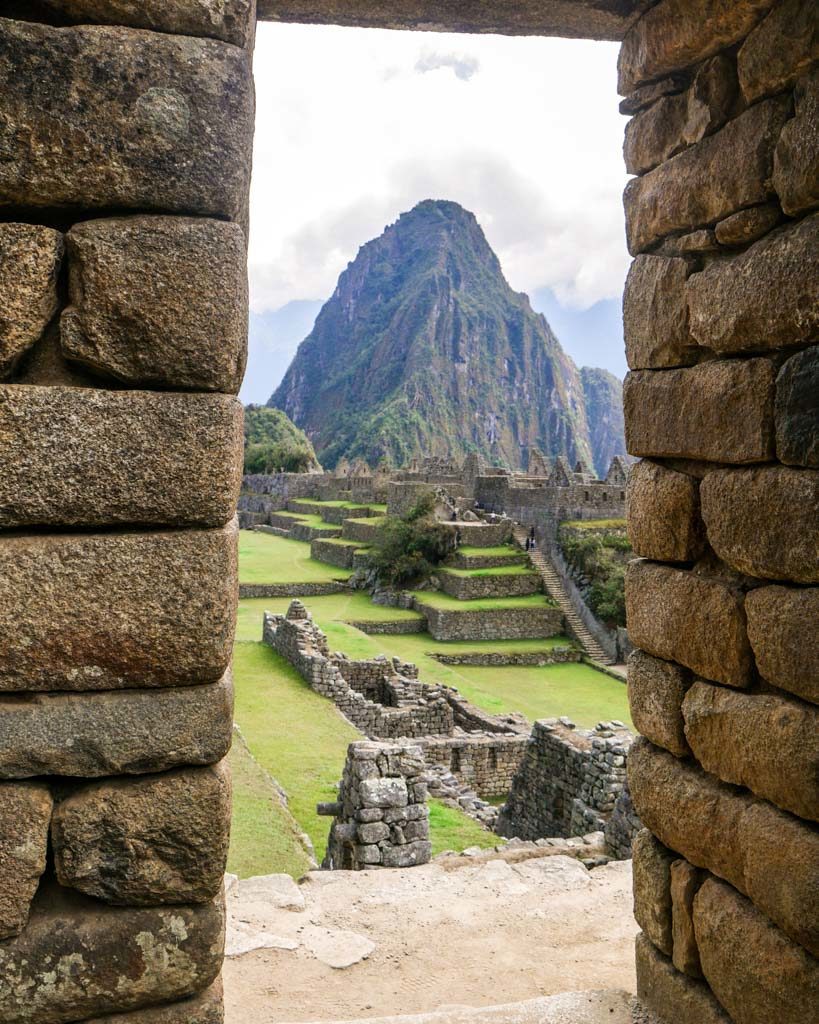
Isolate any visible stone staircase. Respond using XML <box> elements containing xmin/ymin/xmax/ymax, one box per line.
<box><xmin>513</xmin><ymin>527</ymin><xmax>615</xmax><ymax>665</ymax></box>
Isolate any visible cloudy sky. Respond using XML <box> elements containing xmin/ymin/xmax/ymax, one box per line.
<box><xmin>244</xmin><ymin>22</ymin><xmax>631</xmax><ymax>399</ymax></box>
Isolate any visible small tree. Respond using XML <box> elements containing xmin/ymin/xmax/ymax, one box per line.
<box><xmin>369</xmin><ymin>497</ymin><xmax>452</xmax><ymax>588</ymax></box>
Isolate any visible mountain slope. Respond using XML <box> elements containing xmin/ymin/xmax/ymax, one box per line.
<box><xmin>580</xmin><ymin>367</ymin><xmax>627</xmax><ymax>478</ymax></box>
<box><xmin>244</xmin><ymin>405</ymin><xmax>320</xmax><ymax>474</ymax></box>
<box><xmin>270</xmin><ymin>200</ymin><xmax>623</xmax><ymax>473</ymax></box>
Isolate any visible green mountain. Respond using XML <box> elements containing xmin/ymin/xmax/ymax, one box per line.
<box><xmin>580</xmin><ymin>366</ymin><xmax>627</xmax><ymax>478</ymax></box>
<box><xmin>243</xmin><ymin>405</ymin><xmax>320</xmax><ymax>474</ymax></box>
<box><xmin>270</xmin><ymin>200</ymin><xmax>625</xmax><ymax>474</ymax></box>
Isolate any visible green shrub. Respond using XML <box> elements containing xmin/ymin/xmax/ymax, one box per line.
<box><xmin>558</xmin><ymin>523</ymin><xmax>631</xmax><ymax>628</ymax></box>
<box><xmin>369</xmin><ymin>500</ymin><xmax>452</xmax><ymax>588</ymax></box>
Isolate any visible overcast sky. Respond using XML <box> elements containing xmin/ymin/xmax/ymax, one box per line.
<box><xmin>247</xmin><ymin>22</ymin><xmax>630</xmax><ymax>368</ymax></box>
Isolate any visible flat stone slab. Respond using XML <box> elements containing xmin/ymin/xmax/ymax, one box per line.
<box><xmin>0</xmin><ymin>524</ymin><xmax>237</xmax><ymax>691</ymax></box>
<box><xmin>0</xmin><ymin>386</ymin><xmax>243</xmax><ymax>529</ymax></box>
<box><xmin>300</xmin><ymin>925</ymin><xmax>377</xmax><ymax>969</ymax></box>
<box><xmin>0</xmin><ymin>883</ymin><xmax>225</xmax><ymax>1024</ymax></box>
<box><xmin>0</xmin><ymin>673</ymin><xmax>233</xmax><ymax>779</ymax></box>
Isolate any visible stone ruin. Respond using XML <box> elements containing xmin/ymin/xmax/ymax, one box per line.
<box><xmin>0</xmin><ymin>1</ymin><xmax>815</xmax><ymax>1022</ymax></box>
<box><xmin>320</xmin><ymin>741</ymin><xmax>432</xmax><ymax>870</ymax></box>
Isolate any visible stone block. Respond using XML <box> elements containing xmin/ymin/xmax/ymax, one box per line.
<box><xmin>774</xmin><ymin>69</ymin><xmax>819</xmax><ymax>216</ymax></box>
<box><xmin>359</xmin><ymin>777</ymin><xmax>408</xmax><ymax>808</ymax></box>
<box><xmin>687</xmin><ymin>214</ymin><xmax>819</xmax><ymax>354</ymax></box>
<box><xmin>626</xmin><ymin>561</ymin><xmax>753</xmax><ymax>687</ymax></box>
<box><xmin>0</xmin><ymin>782</ymin><xmax>52</xmax><ymax>940</ymax></box>
<box><xmin>623</xmin><ymin>360</ymin><xmax>775</xmax><ymax>463</ymax></box>
<box><xmin>62</xmin><ymin>216</ymin><xmax>248</xmax><ymax>393</ymax></box>
<box><xmin>0</xmin><ymin>386</ymin><xmax>243</xmax><ymax>529</ymax></box>
<box><xmin>714</xmin><ymin>202</ymin><xmax>782</xmax><ymax>247</ymax></box>
<box><xmin>0</xmin><ymin>223</ymin><xmax>63</xmax><ymax>378</ymax></box>
<box><xmin>83</xmin><ymin>979</ymin><xmax>224</xmax><ymax>1023</ymax></box>
<box><xmin>0</xmin><ymin>524</ymin><xmax>237</xmax><ymax>691</ymax></box>
<box><xmin>0</xmin><ymin>883</ymin><xmax>224</xmax><ymax>1024</ymax></box>
<box><xmin>618</xmin><ymin>0</ymin><xmax>774</xmax><ymax>94</ymax></box>
<box><xmin>381</xmin><ymin>840</ymin><xmax>432</xmax><ymax>868</ymax></box>
<box><xmin>628</xmin><ymin>738</ymin><xmax>819</xmax><ymax>956</ymax></box>
<box><xmin>634</xmin><ymin>932</ymin><xmax>731</xmax><ymax>1024</ymax></box>
<box><xmin>738</xmin><ymin>0</ymin><xmax>819</xmax><ymax>103</ymax></box>
<box><xmin>52</xmin><ymin>762</ymin><xmax>231</xmax><ymax>905</ymax></box>
<box><xmin>627</xmin><ymin>460</ymin><xmax>703</xmax><ymax>561</ymax></box>
<box><xmin>700</xmin><ymin>466</ymin><xmax>819</xmax><ymax>583</ymax></box>
<box><xmin>694</xmin><ymin>878</ymin><xmax>819</xmax><ymax>1024</ymax></box>
<box><xmin>632</xmin><ymin>829</ymin><xmax>674</xmax><ymax>955</ymax></box>
<box><xmin>0</xmin><ymin>19</ymin><xmax>253</xmax><ymax>219</ymax></box>
<box><xmin>34</xmin><ymin>0</ymin><xmax>255</xmax><ymax>46</ymax></box>
<box><xmin>627</xmin><ymin>650</ymin><xmax>691</xmax><ymax>757</ymax></box>
<box><xmin>745</xmin><ymin>586</ymin><xmax>819</xmax><ymax>704</ymax></box>
<box><xmin>623</xmin><ymin>55</ymin><xmax>737</xmax><ymax>175</ymax></box>
<box><xmin>776</xmin><ymin>346</ymin><xmax>819</xmax><ymax>467</ymax></box>
<box><xmin>357</xmin><ymin>821</ymin><xmax>389</xmax><ymax>845</ymax></box>
<box><xmin>623</xmin><ymin>97</ymin><xmax>789</xmax><ymax>254</ymax></box>
<box><xmin>0</xmin><ymin>672</ymin><xmax>234</xmax><ymax>779</ymax></box>
<box><xmin>623</xmin><ymin>256</ymin><xmax>698</xmax><ymax>369</ymax></box>
<box><xmin>682</xmin><ymin>682</ymin><xmax>819</xmax><ymax>821</ymax></box>
<box><xmin>619</xmin><ymin>73</ymin><xmax>689</xmax><ymax>116</ymax></box>
<box><xmin>670</xmin><ymin>859</ymin><xmax>703</xmax><ymax>977</ymax></box>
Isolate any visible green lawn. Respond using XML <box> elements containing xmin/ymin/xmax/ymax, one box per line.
<box><xmin>269</xmin><ymin>511</ymin><xmax>341</xmax><ymax>531</ymax></box>
<box><xmin>454</xmin><ymin>545</ymin><xmax>524</xmax><ymax>558</ymax></box>
<box><xmin>428</xmin><ymin>800</ymin><xmax>498</xmax><ymax>855</ymax></box>
<box><xmin>237</xmin><ymin>592</ymin><xmax>425</xmax><ymax>642</ymax></box>
<box><xmin>412</xmin><ymin>591</ymin><xmax>555</xmax><ymax>611</ymax></box>
<box><xmin>562</xmin><ymin>518</ymin><xmax>627</xmax><ymax>530</ymax></box>
<box><xmin>239</xmin><ymin>531</ymin><xmax>350</xmax><ymax>585</ymax></box>
<box><xmin>439</xmin><ymin>565</ymin><xmax>534</xmax><ymax>578</ymax></box>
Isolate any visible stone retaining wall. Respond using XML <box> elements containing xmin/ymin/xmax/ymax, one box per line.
<box><xmin>239</xmin><ymin>582</ymin><xmax>349</xmax><ymax>599</ymax></box>
<box><xmin>348</xmin><ymin>618</ymin><xmax>426</xmax><ymax>635</ymax></box>
<box><xmin>432</xmin><ymin>648</ymin><xmax>581</xmax><ymax>667</ymax></box>
<box><xmin>321</xmin><ymin>741</ymin><xmax>431</xmax><ymax>870</ymax></box>
<box><xmin>446</xmin><ymin>550</ymin><xmax>525</xmax><ymax>569</ymax></box>
<box><xmin>342</xmin><ymin>517</ymin><xmax>384</xmax><ymax>543</ymax></box>
<box><xmin>497</xmin><ymin>719</ymin><xmax>638</xmax><ymax>856</ymax></box>
<box><xmin>310</xmin><ymin>538</ymin><xmax>360</xmax><ymax>568</ymax></box>
<box><xmin>421</xmin><ymin>734</ymin><xmax>528</xmax><ymax>799</ymax></box>
<box><xmin>436</xmin><ymin>569</ymin><xmax>542</xmax><ymax>600</ymax></box>
<box><xmin>415</xmin><ymin>601</ymin><xmax>564</xmax><ymax>642</ymax></box>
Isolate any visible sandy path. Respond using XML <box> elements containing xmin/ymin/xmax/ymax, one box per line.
<box><xmin>223</xmin><ymin>855</ymin><xmax>637</xmax><ymax>1023</ymax></box>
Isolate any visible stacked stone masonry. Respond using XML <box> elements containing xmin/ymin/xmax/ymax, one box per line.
<box><xmin>321</xmin><ymin>741</ymin><xmax>432</xmax><ymax>870</ymax></box>
<box><xmin>0</xmin><ymin>2</ymin><xmax>255</xmax><ymax>1018</ymax></box>
<box><xmin>620</xmin><ymin>2</ymin><xmax>819</xmax><ymax>1020</ymax></box>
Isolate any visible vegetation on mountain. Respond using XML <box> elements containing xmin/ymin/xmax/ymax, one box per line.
<box><xmin>368</xmin><ymin>494</ymin><xmax>453</xmax><ymax>588</ymax></box>
<box><xmin>270</xmin><ymin>200</ymin><xmax>625</xmax><ymax>473</ymax></box>
<box><xmin>580</xmin><ymin>367</ymin><xmax>628</xmax><ymax>478</ymax></box>
<box><xmin>243</xmin><ymin>405</ymin><xmax>320</xmax><ymax>474</ymax></box>
<box><xmin>558</xmin><ymin>519</ymin><xmax>631</xmax><ymax>628</ymax></box>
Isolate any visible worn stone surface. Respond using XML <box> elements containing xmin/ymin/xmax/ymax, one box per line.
<box><xmin>0</xmin><ymin>673</ymin><xmax>234</xmax><ymax>779</ymax></box>
<box><xmin>623</xmin><ymin>256</ymin><xmax>698</xmax><ymax>369</ymax></box>
<box><xmin>623</xmin><ymin>55</ymin><xmax>737</xmax><ymax>175</ymax></box>
<box><xmin>53</xmin><ymin>762</ymin><xmax>231</xmax><ymax>905</ymax></box>
<box><xmin>624</xmin><ymin>97</ymin><xmax>790</xmax><ymax>254</ymax></box>
<box><xmin>627</xmin><ymin>650</ymin><xmax>691</xmax><ymax>757</ymax></box>
<box><xmin>632</xmin><ymin>830</ymin><xmax>674</xmax><ymax>956</ymax></box>
<box><xmin>700</xmin><ymin>467</ymin><xmax>819</xmax><ymax>583</ymax></box>
<box><xmin>0</xmin><ymin>20</ymin><xmax>253</xmax><ymax>218</ymax></box>
<box><xmin>0</xmin><ymin>386</ymin><xmax>243</xmax><ymax>529</ymax></box>
<box><xmin>745</xmin><ymin>586</ymin><xmax>819</xmax><ymax>704</ymax></box>
<box><xmin>776</xmin><ymin>346</ymin><xmax>819</xmax><ymax>467</ymax></box>
<box><xmin>0</xmin><ymin>224</ymin><xmax>63</xmax><ymax>378</ymax></box>
<box><xmin>62</xmin><ymin>217</ymin><xmax>248</xmax><ymax>393</ymax></box>
<box><xmin>694</xmin><ymin>878</ymin><xmax>819</xmax><ymax>1024</ymax></box>
<box><xmin>687</xmin><ymin>214</ymin><xmax>819</xmax><ymax>354</ymax></box>
<box><xmin>32</xmin><ymin>0</ymin><xmax>255</xmax><ymax>46</ymax></box>
<box><xmin>660</xmin><ymin>228</ymin><xmax>720</xmax><ymax>255</ymax></box>
<box><xmin>0</xmin><ymin>524</ymin><xmax>237</xmax><ymax>691</ymax></box>
<box><xmin>774</xmin><ymin>69</ymin><xmax>819</xmax><ymax>216</ymax></box>
<box><xmin>624</xmin><ymin>360</ymin><xmax>775</xmax><ymax>463</ymax></box>
<box><xmin>634</xmin><ymin>932</ymin><xmax>731</xmax><ymax>1024</ymax></box>
<box><xmin>83</xmin><ymin>980</ymin><xmax>223</xmax><ymax>1023</ymax></box>
<box><xmin>627</xmin><ymin>460</ymin><xmax>703</xmax><ymax>561</ymax></box>
<box><xmin>714</xmin><ymin>202</ymin><xmax>781</xmax><ymax>247</ymax></box>
<box><xmin>0</xmin><ymin>883</ymin><xmax>225</xmax><ymax>1024</ymax></box>
<box><xmin>671</xmin><ymin>859</ymin><xmax>703</xmax><ymax>978</ymax></box>
<box><xmin>618</xmin><ymin>0</ymin><xmax>774</xmax><ymax>94</ymax></box>
<box><xmin>619</xmin><ymin>73</ymin><xmax>690</xmax><ymax>115</ymax></box>
<box><xmin>0</xmin><ymin>782</ymin><xmax>52</xmax><ymax>940</ymax></box>
<box><xmin>682</xmin><ymin>682</ymin><xmax>819</xmax><ymax>822</ymax></box>
<box><xmin>738</xmin><ymin>0</ymin><xmax>819</xmax><ymax>104</ymax></box>
<box><xmin>628</xmin><ymin>739</ymin><xmax>819</xmax><ymax>956</ymax></box>
<box><xmin>626</xmin><ymin>561</ymin><xmax>753</xmax><ymax>687</ymax></box>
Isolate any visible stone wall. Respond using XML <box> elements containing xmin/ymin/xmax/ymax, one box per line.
<box><xmin>436</xmin><ymin>568</ymin><xmax>542</xmax><ymax>600</ymax></box>
<box><xmin>496</xmin><ymin>719</ymin><xmax>638</xmax><ymax>857</ymax></box>
<box><xmin>619</xmin><ymin>2</ymin><xmax>819</xmax><ymax>1020</ymax></box>
<box><xmin>431</xmin><ymin>647</ymin><xmax>581</xmax><ymax>667</ymax></box>
<box><xmin>421</xmin><ymin>735</ymin><xmax>528</xmax><ymax>799</ymax></box>
<box><xmin>320</xmin><ymin>741</ymin><xmax>432</xmax><ymax>870</ymax></box>
<box><xmin>415</xmin><ymin>600</ymin><xmax>564</xmax><ymax>642</ymax></box>
<box><xmin>0</xmin><ymin>4</ymin><xmax>255</xmax><ymax>1018</ymax></box>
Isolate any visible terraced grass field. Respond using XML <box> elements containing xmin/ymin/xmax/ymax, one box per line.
<box><xmin>238</xmin><ymin>531</ymin><xmax>349</xmax><ymax>584</ymax></box>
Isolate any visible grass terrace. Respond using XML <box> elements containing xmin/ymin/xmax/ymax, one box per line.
<box><xmin>411</xmin><ymin>591</ymin><xmax>557</xmax><ymax>612</ymax></box>
<box><xmin>455</xmin><ymin>545</ymin><xmax>525</xmax><ymax>558</ymax></box>
<box><xmin>562</xmin><ymin>518</ymin><xmax>628</xmax><ymax>530</ymax></box>
<box><xmin>238</xmin><ymin>531</ymin><xmax>349</xmax><ymax>585</ymax></box>
<box><xmin>269</xmin><ymin>510</ymin><xmax>341</xmax><ymax>530</ymax></box>
<box><xmin>438</xmin><ymin>565</ymin><xmax>535</xmax><ymax>578</ymax></box>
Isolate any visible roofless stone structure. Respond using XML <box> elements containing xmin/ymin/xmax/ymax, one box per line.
<box><xmin>0</xmin><ymin>2</ymin><xmax>816</xmax><ymax>1022</ymax></box>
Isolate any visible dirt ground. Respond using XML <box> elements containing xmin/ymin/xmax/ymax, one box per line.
<box><xmin>223</xmin><ymin>853</ymin><xmax>638</xmax><ymax>1024</ymax></box>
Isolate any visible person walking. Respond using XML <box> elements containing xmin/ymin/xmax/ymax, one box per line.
<box><xmin>525</xmin><ymin>536</ymin><xmax>531</xmax><ymax>552</ymax></box>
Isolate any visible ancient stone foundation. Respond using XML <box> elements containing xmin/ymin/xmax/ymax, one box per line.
<box><xmin>620</xmin><ymin>2</ymin><xmax>819</xmax><ymax>1020</ymax></box>
<box><xmin>321</xmin><ymin>741</ymin><xmax>432</xmax><ymax>870</ymax></box>
<box><xmin>0</xmin><ymin>2</ymin><xmax>253</xmax><ymax>1018</ymax></box>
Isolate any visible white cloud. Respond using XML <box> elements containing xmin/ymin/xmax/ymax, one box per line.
<box><xmin>249</xmin><ymin>23</ymin><xmax>630</xmax><ymax>315</ymax></box>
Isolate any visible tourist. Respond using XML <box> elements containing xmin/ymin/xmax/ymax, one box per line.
<box><xmin>525</xmin><ymin>537</ymin><xmax>531</xmax><ymax>551</ymax></box>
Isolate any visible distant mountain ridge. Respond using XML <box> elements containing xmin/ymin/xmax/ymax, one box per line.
<box><xmin>270</xmin><ymin>200</ymin><xmax>626</xmax><ymax>477</ymax></box>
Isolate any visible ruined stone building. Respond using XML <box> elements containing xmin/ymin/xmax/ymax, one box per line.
<box><xmin>0</xmin><ymin>2</ymin><xmax>816</xmax><ymax>1023</ymax></box>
